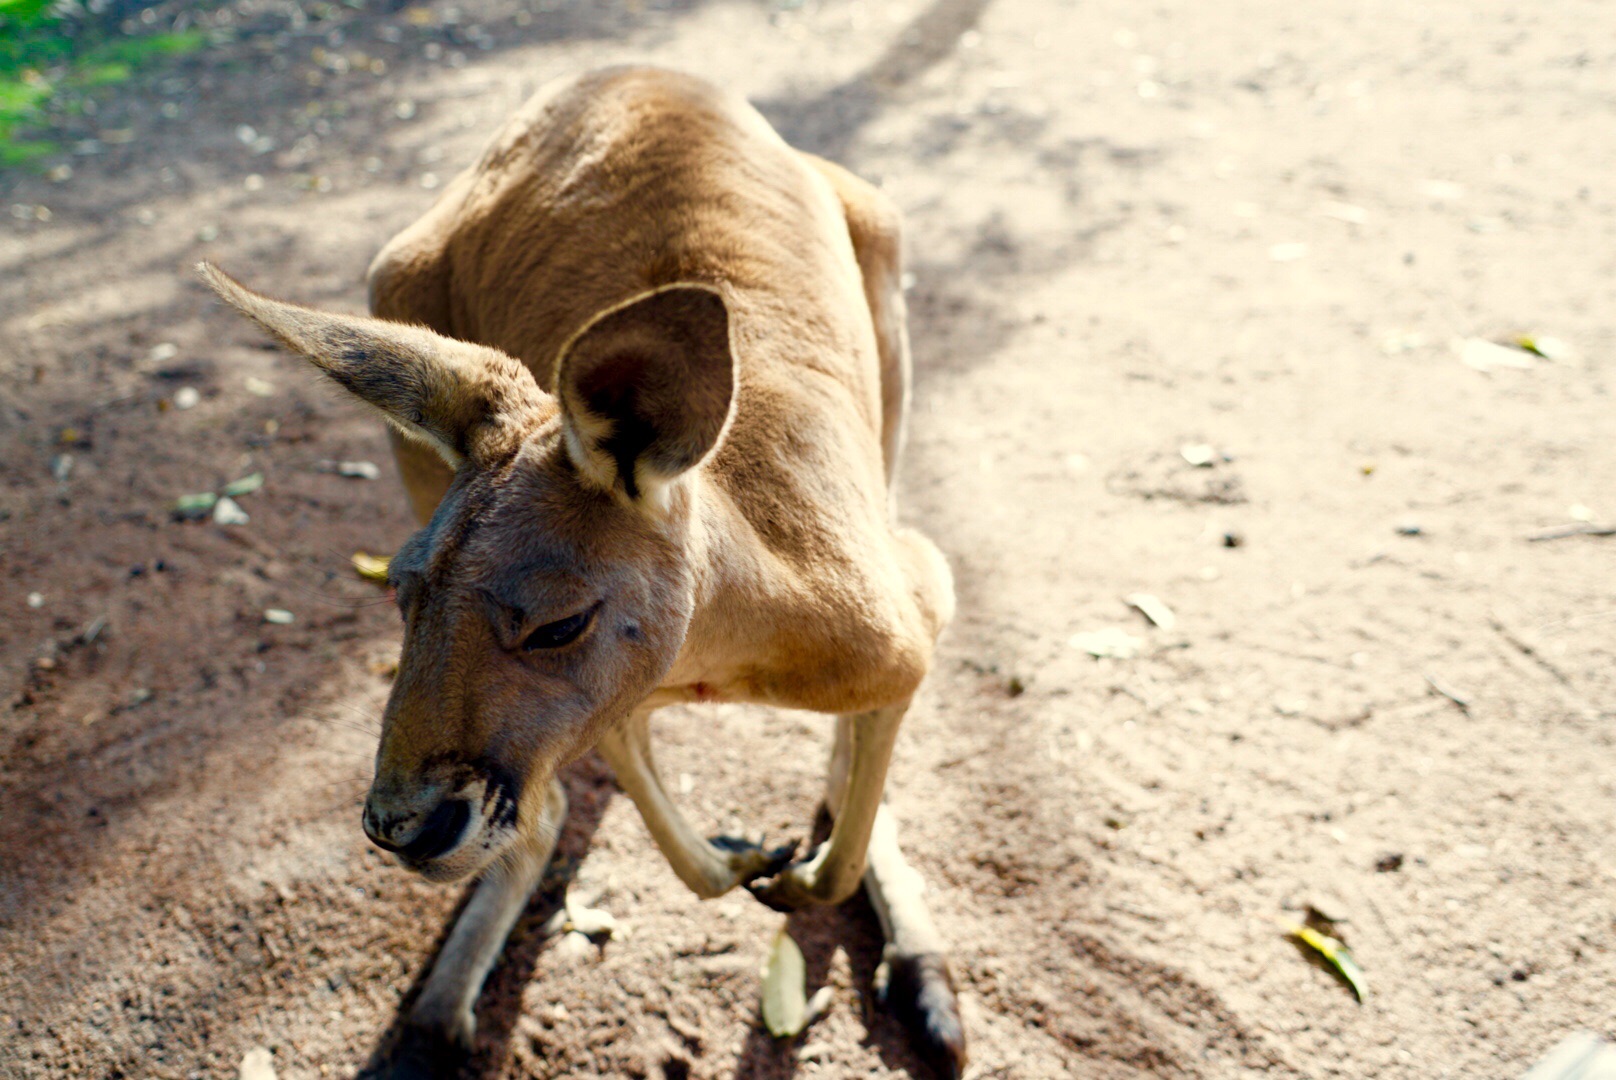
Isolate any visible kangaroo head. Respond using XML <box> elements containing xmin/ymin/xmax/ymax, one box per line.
<box><xmin>199</xmin><ymin>263</ymin><xmax>736</xmax><ymax>881</ymax></box>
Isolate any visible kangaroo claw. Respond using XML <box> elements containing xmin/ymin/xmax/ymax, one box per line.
<box><xmin>707</xmin><ymin>834</ymin><xmax>800</xmax><ymax>886</ymax></box>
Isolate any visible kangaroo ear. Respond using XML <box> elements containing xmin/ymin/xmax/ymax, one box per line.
<box><xmin>197</xmin><ymin>261</ymin><xmax>549</xmax><ymax>468</ymax></box>
<box><xmin>555</xmin><ymin>284</ymin><xmax>736</xmax><ymax>505</ymax></box>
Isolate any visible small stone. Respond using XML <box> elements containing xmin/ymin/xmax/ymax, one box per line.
<box><xmin>1321</xmin><ymin>201</ymin><xmax>1369</xmax><ymax>225</ymax></box>
<box><xmin>27</xmin><ymin>592</ymin><xmax>44</xmax><ymax>608</ymax></box>
<box><xmin>1419</xmin><ymin>178</ymin><xmax>1466</xmax><ymax>201</ymax></box>
<box><xmin>239</xmin><ymin>1046</ymin><xmax>277</xmax><ymax>1080</ymax></box>
<box><xmin>244</xmin><ymin>377</ymin><xmax>275</xmax><ymax>397</ymax></box>
<box><xmin>174</xmin><ymin>387</ymin><xmax>201</xmax><ymax>410</ymax></box>
<box><xmin>1180</xmin><ymin>443</ymin><xmax>1218</xmax><ymax>468</ymax></box>
<box><xmin>263</xmin><ymin>609</ymin><xmax>294</xmax><ymax>625</ymax></box>
<box><xmin>1375</xmin><ymin>852</ymin><xmax>1404</xmax><ymax>873</ymax></box>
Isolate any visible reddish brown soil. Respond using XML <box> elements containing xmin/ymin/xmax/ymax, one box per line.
<box><xmin>3</xmin><ymin>0</ymin><xmax>1613</xmax><ymax>1077</ymax></box>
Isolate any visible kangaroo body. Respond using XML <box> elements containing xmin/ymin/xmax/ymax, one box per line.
<box><xmin>201</xmin><ymin>65</ymin><xmax>964</xmax><ymax>1076</ymax></box>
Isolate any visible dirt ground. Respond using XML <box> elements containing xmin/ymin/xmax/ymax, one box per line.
<box><xmin>3</xmin><ymin>0</ymin><xmax>1614</xmax><ymax>1077</ymax></box>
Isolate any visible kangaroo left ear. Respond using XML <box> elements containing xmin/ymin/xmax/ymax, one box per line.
<box><xmin>554</xmin><ymin>284</ymin><xmax>737</xmax><ymax>506</ymax></box>
<box><xmin>198</xmin><ymin>261</ymin><xmax>550</xmax><ymax>468</ymax></box>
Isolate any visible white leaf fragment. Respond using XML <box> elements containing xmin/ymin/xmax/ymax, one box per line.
<box><xmin>1069</xmin><ymin>627</ymin><xmax>1144</xmax><ymax>660</ymax></box>
<box><xmin>1125</xmin><ymin>592</ymin><xmax>1177</xmax><ymax>631</ymax></box>
<box><xmin>213</xmin><ymin>496</ymin><xmax>250</xmax><ymax>525</ymax></box>
<box><xmin>563</xmin><ymin>888</ymin><xmax>621</xmax><ymax>940</ymax></box>
<box><xmin>1457</xmin><ymin>337</ymin><xmax>1534</xmax><ymax>373</ymax></box>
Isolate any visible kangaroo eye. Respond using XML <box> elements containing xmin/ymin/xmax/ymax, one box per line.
<box><xmin>521</xmin><ymin>607</ymin><xmax>595</xmax><ymax>651</ymax></box>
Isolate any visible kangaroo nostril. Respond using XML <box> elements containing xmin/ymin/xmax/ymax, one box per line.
<box><xmin>397</xmin><ymin>798</ymin><xmax>472</xmax><ymax>863</ymax></box>
<box><xmin>362</xmin><ymin>805</ymin><xmax>402</xmax><ymax>852</ymax></box>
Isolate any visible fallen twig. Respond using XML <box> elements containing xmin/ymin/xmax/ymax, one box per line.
<box><xmin>1424</xmin><ymin>673</ymin><xmax>1471</xmax><ymax>711</ymax></box>
<box><xmin>1489</xmin><ymin>617</ymin><xmax>1574</xmax><ymax>688</ymax></box>
<box><xmin>1526</xmin><ymin>523</ymin><xmax>1616</xmax><ymax>542</ymax></box>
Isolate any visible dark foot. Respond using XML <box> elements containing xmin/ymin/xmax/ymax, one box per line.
<box><xmin>882</xmin><ymin>952</ymin><xmax>967</xmax><ymax>1080</ymax></box>
<box><xmin>708</xmin><ymin>834</ymin><xmax>800</xmax><ymax>887</ymax></box>
<box><xmin>371</xmin><ymin>1021</ymin><xmax>470</xmax><ymax>1080</ymax></box>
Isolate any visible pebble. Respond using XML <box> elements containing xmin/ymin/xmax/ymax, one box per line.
<box><xmin>239</xmin><ymin>1046</ymin><xmax>277</xmax><ymax>1080</ymax></box>
<box><xmin>174</xmin><ymin>386</ymin><xmax>201</xmax><ymax>410</ymax></box>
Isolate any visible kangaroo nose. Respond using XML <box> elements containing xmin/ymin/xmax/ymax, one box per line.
<box><xmin>363</xmin><ymin>797</ymin><xmax>472</xmax><ymax>863</ymax></box>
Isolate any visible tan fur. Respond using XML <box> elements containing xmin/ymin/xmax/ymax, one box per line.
<box><xmin>200</xmin><ymin>66</ymin><xmax>964</xmax><ymax>1073</ymax></box>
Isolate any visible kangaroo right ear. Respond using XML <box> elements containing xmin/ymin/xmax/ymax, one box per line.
<box><xmin>555</xmin><ymin>284</ymin><xmax>736</xmax><ymax>507</ymax></box>
<box><xmin>198</xmin><ymin>262</ymin><xmax>550</xmax><ymax>467</ymax></box>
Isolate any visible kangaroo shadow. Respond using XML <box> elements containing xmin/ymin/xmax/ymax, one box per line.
<box><xmin>354</xmin><ymin>752</ymin><xmax>618</xmax><ymax>1080</ymax></box>
<box><xmin>754</xmin><ymin>0</ymin><xmax>996</xmax><ymax>162</ymax></box>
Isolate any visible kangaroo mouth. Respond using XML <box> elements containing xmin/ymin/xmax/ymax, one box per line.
<box><xmin>396</xmin><ymin>798</ymin><xmax>472</xmax><ymax>864</ymax></box>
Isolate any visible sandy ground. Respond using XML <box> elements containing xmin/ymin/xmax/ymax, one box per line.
<box><xmin>3</xmin><ymin>0</ymin><xmax>1614</xmax><ymax>1077</ymax></box>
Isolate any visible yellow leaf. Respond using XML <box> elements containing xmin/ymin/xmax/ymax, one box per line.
<box><xmin>1283</xmin><ymin>919</ymin><xmax>1368</xmax><ymax>1001</ymax></box>
<box><xmin>352</xmin><ymin>552</ymin><xmax>390</xmax><ymax>583</ymax></box>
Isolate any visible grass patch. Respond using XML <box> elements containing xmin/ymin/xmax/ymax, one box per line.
<box><xmin>0</xmin><ymin>1</ymin><xmax>207</xmax><ymax>170</ymax></box>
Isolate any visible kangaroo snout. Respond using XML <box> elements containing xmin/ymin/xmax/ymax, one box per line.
<box><xmin>363</xmin><ymin>795</ymin><xmax>472</xmax><ymax>862</ymax></box>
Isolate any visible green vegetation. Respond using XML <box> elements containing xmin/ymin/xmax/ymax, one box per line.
<box><xmin>0</xmin><ymin>0</ymin><xmax>206</xmax><ymax>168</ymax></box>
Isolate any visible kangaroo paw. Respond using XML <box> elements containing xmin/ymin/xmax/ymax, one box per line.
<box><xmin>881</xmin><ymin>952</ymin><xmax>967</xmax><ymax>1080</ymax></box>
<box><xmin>708</xmin><ymin>834</ymin><xmax>801</xmax><ymax>886</ymax></box>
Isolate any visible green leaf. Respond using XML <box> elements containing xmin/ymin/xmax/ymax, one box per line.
<box><xmin>1285</xmin><ymin>920</ymin><xmax>1367</xmax><ymax>1001</ymax></box>
<box><xmin>222</xmin><ymin>472</ymin><xmax>264</xmax><ymax>498</ymax></box>
<box><xmin>760</xmin><ymin>928</ymin><xmax>808</xmax><ymax>1038</ymax></box>
<box><xmin>173</xmin><ymin>491</ymin><xmax>218</xmax><ymax>518</ymax></box>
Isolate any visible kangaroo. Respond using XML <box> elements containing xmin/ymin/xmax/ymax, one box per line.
<box><xmin>199</xmin><ymin>65</ymin><xmax>964</xmax><ymax>1076</ymax></box>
